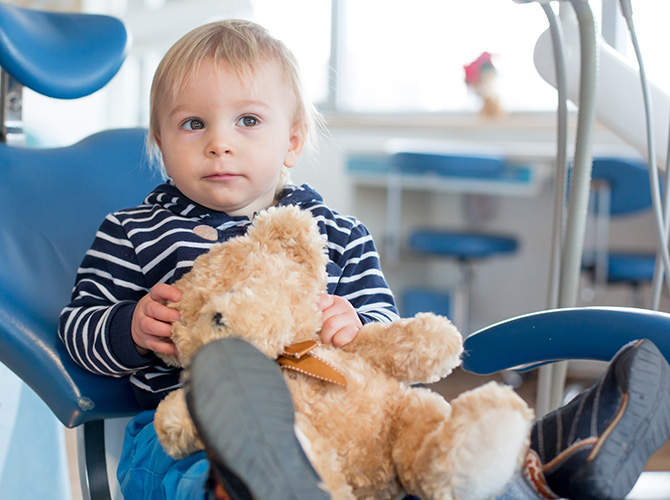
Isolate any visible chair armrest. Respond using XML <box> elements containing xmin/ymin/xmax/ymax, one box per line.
<box><xmin>462</xmin><ymin>306</ymin><xmax>670</xmax><ymax>374</ymax></box>
<box><xmin>0</xmin><ymin>286</ymin><xmax>142</xmax><ymax>428</ymax></box>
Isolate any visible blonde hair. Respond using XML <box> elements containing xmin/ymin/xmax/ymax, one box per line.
<box><xmin>148</xmin><ymin>19</ymin><xmax>323</xmax><ymax>178</ymax></box>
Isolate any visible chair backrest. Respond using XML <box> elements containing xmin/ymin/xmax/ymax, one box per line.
<box><xmin>590</xmin><ymin>157</ymin><xmax>652</xmax><ymax>216</ymax></box>
<box><xmin>583</xmin><ymin>157</ymin><xmax>656</xmax><ymax>290</ymax></box>
<box><xmin>0</xmin><ymin>128</ymin><xmax>160</xmax><ymax>427</ymax></box>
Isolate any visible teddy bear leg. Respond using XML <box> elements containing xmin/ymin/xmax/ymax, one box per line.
<box><xmin>393</xmin><ymin>382</ymin><xmax>533</xmax><ymax>500</ymax></box>
<box><xmin>444</xmin><ymin>382</ymin><xmax>534</xmax><ymax>500</ymax></box>
<box><xmin>154</xmin><ymin>388</ymin><xmax>204</xmax><ymax>459</ymax></box>
<box><xmin>294</xmin><ymin>414</ymin><xmax>356</xmax><ymax>500</ymax></box>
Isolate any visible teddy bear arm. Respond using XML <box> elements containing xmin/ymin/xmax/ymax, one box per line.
<box><xmin>344</xmin><ymin>313</ymin><xmax>464</xmax><ymax>384</ymax></box>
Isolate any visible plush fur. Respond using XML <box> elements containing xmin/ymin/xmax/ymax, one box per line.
<box><xmin>153</xmin><ymin>205</ymin><xmax>534</xmax><ymax>500</ymax></box>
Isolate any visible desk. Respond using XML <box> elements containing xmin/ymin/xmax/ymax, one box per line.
<box><xmin>347</xmin><ymin>145</ymin><xmax>549</xmax><ymax>263</ymax></box>
<box><xmin>347</xmin><ymin>138</ymin><xmax>642</xmax><ymax>263</ymax></box>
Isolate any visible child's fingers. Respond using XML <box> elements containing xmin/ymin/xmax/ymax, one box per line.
<box><xmin>317</xmin><ymin>293</ymin><xmax>334</xmax><ymax>311</ymax></box>
<box><xmin>145</xmin><ymin>299</ymin><xmax>181</xmax><ymax>324</ymax></box>
<box><xmin>330</xmin><ymin>325</ymin><xmax>359</xmax><ymax>348</ymax></box>
<box><xmin>151</xmin><ymin>283</ymin><xmax>182</xmax><ymax>303</ymax></box>
<box><xmin>145</xmin><ymin>316</ymin><xmax>174</xmax><ymax>339</ymax></box>
<box><xmin>320</xmin><ymin>313</ymin><xmax>360</xmax><ymax>346</ymax></box>
<box><xmin>145</xmin><ymin>335</ymin><xmax>178</xmax><ymax>356</ymax></box>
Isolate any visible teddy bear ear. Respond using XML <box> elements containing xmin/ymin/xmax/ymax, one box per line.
<box><xmin>247</xmin><ymin>206</ymin><xmax>329</xmax><ymax>280</ymax></box>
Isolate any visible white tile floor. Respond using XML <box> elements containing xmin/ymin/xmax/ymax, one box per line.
<box><xmin>628</xmin><ymin>472</ymin><xmax>670</xmax><ymax>499</ymax></box>
<box><xmin>0</xmin><ymin>371</ymin><xmax>71</xmax><ymax>499</ymax></box>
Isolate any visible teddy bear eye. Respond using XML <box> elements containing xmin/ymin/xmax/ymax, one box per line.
<box><xmin>212</xmin><ymin>313</ymin><xmax>226</xmax><ymax>328</ymax></box>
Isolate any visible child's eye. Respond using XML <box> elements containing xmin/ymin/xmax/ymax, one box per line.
<box><xmin>181</xmin><ymin>119</ymin><xmax>205</xmax><ymax>131</ymax></box>
<box><xmin>236</xmin><ymin>115</ymin><xmax>259</xmax><ymax>127</ymax></box>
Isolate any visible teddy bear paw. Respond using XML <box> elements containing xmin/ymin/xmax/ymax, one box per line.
<box><xmin>451</xmin><ymin>407</ymin><xmax>530</xmax><ymax>500</ymax></box>
<box><xmin>447</xmin><ymin>382</ymin><xmax>533</xmax><ymax>500</ymax></box>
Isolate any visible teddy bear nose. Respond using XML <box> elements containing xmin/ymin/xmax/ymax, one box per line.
<box><xmin>212</xmin><ymin>313</ymin><xmax>226</xmax><ymax>327</ymax></box>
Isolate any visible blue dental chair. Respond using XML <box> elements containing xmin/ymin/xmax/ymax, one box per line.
<box><xmin>0</xmin><ymin>4</ymin><xmax>669</xmax><ymax>500</ymax></box>
<box><xmin>0</xmin><ymin>3</ymin><xmax>157</xmax><ymax>499</ymax></box>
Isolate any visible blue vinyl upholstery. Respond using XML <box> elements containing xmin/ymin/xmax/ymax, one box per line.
<box><xmin>0</xmin><ymin>6</ymin><xmax>147</xmax><ymax>498</ymax></box>
<box><xmin>409</xmin><ymin>229</ymin><xmax>518</xmax><ymax>260</ymax></box>
<box><xmin>0</xmin><ymin>128</ymin><xmax>159</xmax><ymax>427</ymax></box>
<box><xmin>0</xmin><ymin>2</ymin><xmax>130</xmax><ymax>98</ymax></box>
<box><xmin>462</xmin><ymin>306</ymin><xmax>670</xmax><ymax>375</ymax></box>
<box><xmin>591</xmin><ymin>157</ymin><xmax>652</xmax><ymax>215</ymax></box>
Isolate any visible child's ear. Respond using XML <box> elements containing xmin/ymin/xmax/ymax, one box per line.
<box><xmin>283</xmin><ymin>123</ymin><xmax>306</xmax><ymax>168</ymax></box>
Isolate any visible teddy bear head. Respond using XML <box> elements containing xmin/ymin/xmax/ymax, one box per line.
<box><xmin>159</xmin><ymin>206</ymin><xmax>330</xmax><ymax>367</ymax></box>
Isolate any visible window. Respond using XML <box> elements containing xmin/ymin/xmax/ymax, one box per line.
<box><xmin>249</xmin><ymin>0</ymin><xmax>564</xmax><ymax>113</ymax></box>
<box><xmin>334</xmin><ymin>0</ymin><xmax>559</xmax><ymax>113</ymax></box>
<box><xmin>253</xmin><ymin>0</ymin><xmax>668</xmax><ymax>114</ymax></box>
<box><xmin>619</xmin><ymin>1</ymin><xmax>670</xmax><ymax>94</ymax></box>
<box><xmin>250</xmin><ymin>0</ymin><xmax>332</xmax><ymax>105</ymax></box>
<box><xmin>20</xmin><ymin>0</ymin><xmax>670</xmax><ymax>148</ymax></box>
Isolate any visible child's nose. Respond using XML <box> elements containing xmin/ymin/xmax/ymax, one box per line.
<box><xmin>206</xmin><ymin>131</ymin><xmax>232</xmax><ymax>157</ymax></box>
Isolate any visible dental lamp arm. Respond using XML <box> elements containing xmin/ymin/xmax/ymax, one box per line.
<box><xmin>533</xmin><ymin>9</ymin><xmax>670</xmax><ymax>171</ymax></box>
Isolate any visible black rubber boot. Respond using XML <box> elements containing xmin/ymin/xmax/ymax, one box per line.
<box><xmin>531</xmin><ymin>339</ymin><xmax>670</xmax><ymax>499</ymax></box>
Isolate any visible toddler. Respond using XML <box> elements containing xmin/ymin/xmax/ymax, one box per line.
<box><xmin>59</xmin><ymin>19</ymin><xmax>670</xmax><ymax>500</ymax></box>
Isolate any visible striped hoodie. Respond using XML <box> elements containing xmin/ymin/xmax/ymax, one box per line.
<box><xmin>59</xmin><ymin>182</ymin><xmax>398</xmax><ymax>408</ymax></box>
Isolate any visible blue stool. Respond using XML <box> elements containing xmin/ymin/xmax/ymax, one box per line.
<box><xmin>583</xmin><ymin>157</ymin><xmax>657</xmax><ymax>306</ymax></box>
<box><xmin>407</xmin><ymin>229</ymin><xmax>518</xmax><ymax>333</ymax></box>
<box><xmin>390</xmin><ymin>150</ymin><xmax>519</xmax><ymax>333</ymax></box>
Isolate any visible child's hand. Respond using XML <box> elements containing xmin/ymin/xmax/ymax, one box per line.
<box><xmin>318</xmin><ymin>293</ymin><xmax>362</xmax><ymax>348</ymax></box>
<box><xmin>132</xmin><ymin>283</ymin><xmax>182</xmax><ymax>356</ymax></box>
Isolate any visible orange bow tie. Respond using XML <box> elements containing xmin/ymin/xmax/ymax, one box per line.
<box><xmin>277</xmin><ymin>340</ymin><xmax>347</xmax><ymax>387</ymax></box>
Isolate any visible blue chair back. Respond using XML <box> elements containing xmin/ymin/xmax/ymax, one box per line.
<box><xmin>0</xmin><ymin>129</ymin><xmax>160</xmax><ymax>427</ymax></box>
<box><xmin>590</xmin><ymin>157</ymin><xmax>652</xmax><ymax>215</ymax></box>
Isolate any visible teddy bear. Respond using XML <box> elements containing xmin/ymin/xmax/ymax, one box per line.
<box><xmin>153</xmin><ymin>205</ymin><xmax>534</xmax><ymax>500</ymax></box>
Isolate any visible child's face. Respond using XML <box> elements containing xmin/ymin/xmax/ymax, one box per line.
<box><xmin>155</xmin><ymin>57</ymin><xmax>303</xmax><ymax>218</ymax></box>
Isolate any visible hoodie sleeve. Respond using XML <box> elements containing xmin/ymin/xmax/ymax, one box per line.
<box><xmin>58</xmin><ymin>213</ymin><xmax>155</xmax><ymax>377</ymax></box>
<box><xmin>317</xmin><ymin>212</ymin><xmax>399</xmax><ymax>324</ymax></box>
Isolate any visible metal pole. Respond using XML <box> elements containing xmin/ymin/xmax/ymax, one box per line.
<box><xmin>0</xmin><ymin>68</ymin><xmax>25</xmax><ymax>146</ymax></box>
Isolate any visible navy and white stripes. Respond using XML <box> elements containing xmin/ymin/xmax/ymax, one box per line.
<box><xmin>59</xmin><ymin>183</ymin><xmax>398</xmax><ymax>405</ymax></box>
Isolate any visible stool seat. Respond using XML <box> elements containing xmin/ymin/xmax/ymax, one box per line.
<box><xmin>606</xmin><ymin>253</ymin><xmax>656</xmax><ymax>283</ymax></box>
<box><xmin>409</xmin><ymin>229</ymin><xmax>518</xmax><ymax>260</ymax></box>
<box><xmin>0</xmin><ymin>3</ymin><xmax>129</xmax><ymax>98</ymax></box>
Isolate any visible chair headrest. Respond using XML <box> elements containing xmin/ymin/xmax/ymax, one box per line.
<box><xmin>0</xmin><ymin>3</ymin><xmax>130</xmax><ymax>99</ymax></box>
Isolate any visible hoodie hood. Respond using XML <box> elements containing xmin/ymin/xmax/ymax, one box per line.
<box><xmin>145</xmin><ymin>181</ymin><xmax>324</xmax><ymax>229</ymax></box>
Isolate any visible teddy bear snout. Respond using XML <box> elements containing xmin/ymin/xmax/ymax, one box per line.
<box><xmin>212</xmin><ymin>312</ymin><xmax>226</xmax><ymax>328</ymax></box>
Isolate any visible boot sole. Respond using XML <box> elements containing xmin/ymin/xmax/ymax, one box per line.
<box><xmin>573</xmin><ymin>339</ymin><xmax>670</xmax><ymax>499</ymax></box>
<box><xmin>184</xmin><ymin>337</ymin><xmax>330</xmax><ymax>500</ymax></box>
